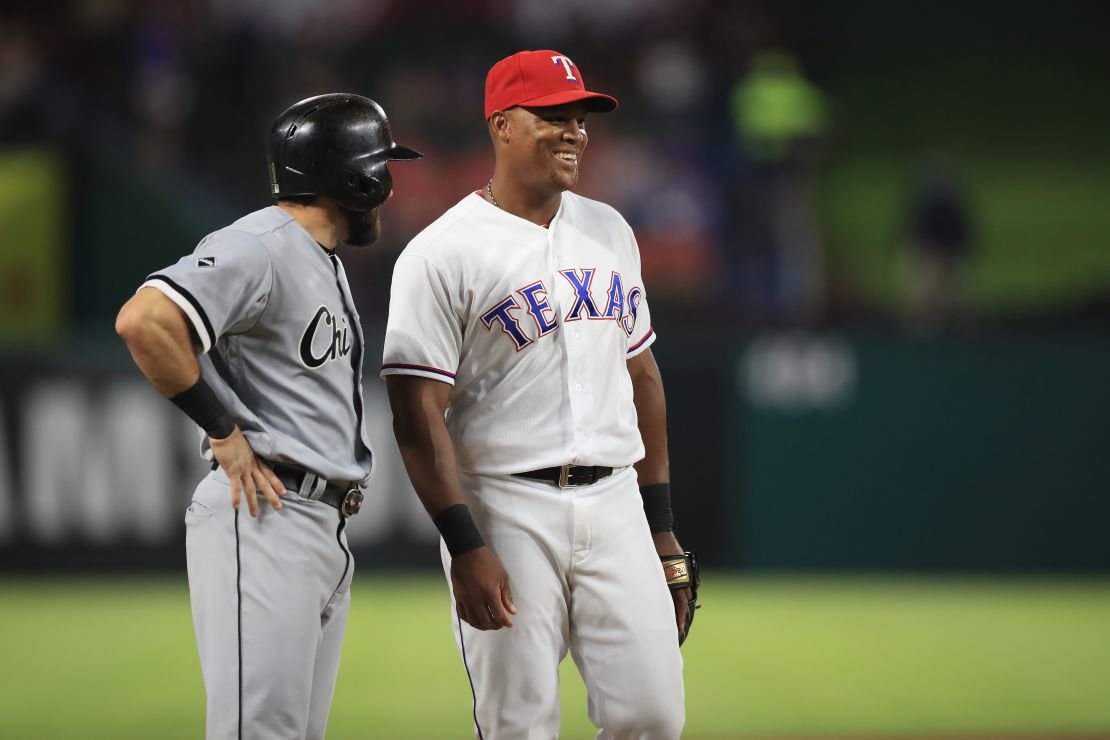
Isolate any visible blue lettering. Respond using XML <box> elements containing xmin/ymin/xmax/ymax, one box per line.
<box><xmin>622</xmin><ymin>287</ymin><xmax>642</xmax><ymax>336</ymax></box>
<box><xmin>560</xmin><ymin>268</ymin><xmax>601</xmax><ymax>320</ymax></box>
<box><xmin>604</xmin><ymin>271</ymin><xmax>625</xmax><ymax>320</ymax></box>
<box><xmin>518</xmin><ymin>281</ymin><xmax>558</xmax><ymax>335</ymax></box>
<box><xmin>481</xmin><ymin>296</ymin><xmax>532</xmax><ymax>350</ymax></box>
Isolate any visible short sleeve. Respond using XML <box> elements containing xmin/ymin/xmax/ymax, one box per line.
<box><xmin>381</xmin><ymin>252</ymin><xmax>462</xmax><ymax>384</ymax></box>
<box><xmin>620</xmin><ymin>220</ymin><xmax>656</xmax><ymax>358</ymax></box>
<box><xmin>141</xmin><ymin>230</ymin><xmax>273</xmax><ymax>353</ymax></box>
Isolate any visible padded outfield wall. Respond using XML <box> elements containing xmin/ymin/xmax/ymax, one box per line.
<box><xmin>0</xmin><ymin>332</ymin><xmax>1106</xmax><ymax>573</ymax></box>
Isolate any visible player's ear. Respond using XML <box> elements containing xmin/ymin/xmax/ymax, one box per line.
<box><xmin>489</xmin><ymin>110</ymin><xmax>511</xmax><ymax>143</ymax></box>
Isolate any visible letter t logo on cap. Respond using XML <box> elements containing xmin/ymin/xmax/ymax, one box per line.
<box><xmin>551</xmin><ymin>55</ymin><xmax>578</xmax><ymax>82</ymax></box>
<box><xmin>484</xmin><ymin>50</ymin><xmax>617</xmax><ymax>118</ymax></box>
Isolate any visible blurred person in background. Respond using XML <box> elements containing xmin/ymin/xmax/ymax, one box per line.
<box><xmin>115</xmin><ymin>94</ymin><xmax>421</xmax><ymax>740</ymax></box>
<box><xmin>903</xmin><ymin>157</ymin><xmax>975</xmax><ymax>333</ymax></box>
<box><xmin>729</xmin><ymin>49</ymin><xmax>828</xmax><ymax>322</ymax></box>
<box><xmin>130</xmin><ymin>1</ymin><xmax>195</xmax><ymax>171</ymax></box>
<box><xmin>383</xmin><ymin>50</ymin><xmax>693</xmax><ymax>739</ymax></box>
<box><xmin>0</xmin><ymin>15</ymin><xmax>47</xmax><ymax>140</ymax></box>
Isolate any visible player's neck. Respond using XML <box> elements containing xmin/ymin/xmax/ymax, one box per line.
<box><xmin>278</xmin><ymin>201</ymin><xmax>343</xmax><ymax>250</ymax></box>
<box><xmin>486</xmin><ymin>174</ymin><xmax>561</xmax><ymax>226</ymax></box>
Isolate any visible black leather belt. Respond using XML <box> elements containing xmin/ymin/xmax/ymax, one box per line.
<box><xmin>514</xmin><ymin>464</ymin><xmax>615</xmax><ymax>488</ymax></box>
<box><xmin>211</xmin><ymin>460</ymin><xmax>364</xmax><ymax>517</ymax></box>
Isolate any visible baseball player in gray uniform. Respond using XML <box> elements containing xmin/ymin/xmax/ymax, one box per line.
<box><xmin>382</xmin><ymin>51</ymin><xmax>698</xmax><ymax>739</ymax></box>
<box><xmin>116</xmin><ymin>94</ymin><xmax>421</xmax><ymax>739</ymax></box>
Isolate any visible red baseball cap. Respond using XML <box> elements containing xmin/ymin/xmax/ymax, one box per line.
<box><xmin>484</xmin><ymin>50</ymin><xmax>619</xmax><ymax>119</ymax></box>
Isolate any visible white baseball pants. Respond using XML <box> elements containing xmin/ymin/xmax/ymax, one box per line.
<box><xmin>442</xmin><ymin>467</ymin><xmax>685</xmax><ymax>740</ymax></box>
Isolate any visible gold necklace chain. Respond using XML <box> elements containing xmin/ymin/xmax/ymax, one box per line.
<box><xmin>485</xmin><ymin>178</ymin><xmax>501</xmax><ymax>210</ymax></box>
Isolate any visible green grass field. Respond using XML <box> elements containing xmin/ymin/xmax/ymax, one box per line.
<box><xmin>1</xmin><ymin>574</ymin><xmax>1108</xmax><ymax>739</ymax></box>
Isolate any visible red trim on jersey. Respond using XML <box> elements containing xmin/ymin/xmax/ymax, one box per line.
<box><xmin>627</xmin><ymin>326</ymin><xmax>655</xmax><ymax>353</ymax></box>
<box><xmin>381</xmin><ymin>363</ymin><xmax>457</xmax><ymax>380</ymax></box>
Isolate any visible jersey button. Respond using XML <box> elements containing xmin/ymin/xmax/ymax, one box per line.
<box><xmin>572</xmin><ymin>330</ymin><xmax>580</xmax><ymax>339</ymax></box>
<box><xmin>575</xmin><ymin>383</ymin><xmax>583</xmax><ymax>391</ymax></box>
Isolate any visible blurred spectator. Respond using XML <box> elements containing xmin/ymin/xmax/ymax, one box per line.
<box><xmin>730</xmin><ymin>50</ymin><xmax>826</xmax><ymax>164</ymax></box>
<box><xmin>508</xmin><ymin>0</ymin><xmax>672</xmax><ymax>42</ymax></box>
<box><xmin>903</xmin><ymin>158</ymin><xmax>975</xmax><ymax>333</ymax></box>
<box><xmin>0</xmin><ymin>17</ymin><xmax>42</xmax><ymax>136</ymax></box>
<box><xmin>0</xmin><ymin>15</ymin><xmax>71</xmax><ymax>142</ymax></box>
<box><xmin>130</xmin><ymin>1</ymin><xmax>196</xmax><ymax>171</ymax></box>
<box><xmin>579</xmin><ymin>39</ymin><xmax>723</xmax><ymax>306</ymax></box>
<box><xmin>207</xmin><ymin>0</ymin><xmax>391</xmax><ymax>45</ymax></box>
<box><xmin>728</xmin><ymin>49</ymin><xmax>828</xmax><ymax>323</ymax></box>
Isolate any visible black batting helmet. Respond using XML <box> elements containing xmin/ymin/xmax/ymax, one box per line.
<box><xmin>268</xmin><ymin>93</ymin><xmax>422</xmax><ymax>211</ymax></box>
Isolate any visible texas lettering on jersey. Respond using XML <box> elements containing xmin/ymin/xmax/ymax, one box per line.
<box><xmin>480</xmin><ymin>268</ymin><xmax>642</xmax><ymax>351</ymax></box>
<box><xmin>300</xmin><ymin>305</ymin><xmax>353</xmax><ymax>368</ymax></box>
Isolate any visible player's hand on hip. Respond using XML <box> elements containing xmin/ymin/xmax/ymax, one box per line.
<box><xmin>450</xmin><ymin>546</ymin><xmax>518</xmax><ymax>631</ymax></box>
<box><xmin>653</xmin><ymin>531</ymin><xmax>692</xmax><ymax>634</ymax></box>
<box><xmin>209</xmin><ymin>426</ymin><xmax>287</xmax><ymax>517</ymax></box>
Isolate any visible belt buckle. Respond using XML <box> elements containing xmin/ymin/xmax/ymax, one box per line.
<box><xmin>558</xmin><ymin>465</ymin><xmax>591</xmax><ymax>488</ymax></box>
<box><xmin>341</xmin><ymin>488</ymin><xmax>364</xmax><ymax>517</ymax></box>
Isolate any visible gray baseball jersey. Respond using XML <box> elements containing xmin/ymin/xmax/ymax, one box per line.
<box><xmin>142</xmin><ymin>205</ymin><xmax>374</xmax><ymax>483</ymax></box>
<box><xmin>141</xmin><ymin>204</ymin><xmax>369</xmax><ymax>739</ymax></box>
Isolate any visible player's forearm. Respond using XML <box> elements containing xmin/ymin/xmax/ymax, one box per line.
<box><xmin>394</xmin><ymin>422</ymin><xmax>470</xmax><ymax>516</ymax></box>
<box><xmin>629</xmin><ymin>350</ymin><xmax>670</xmax><ymax>485</ymax></box>
<box><xmin>116</xmin><ymin>290</ymin><xmax>202</xmax><ymax>397</ymax></box>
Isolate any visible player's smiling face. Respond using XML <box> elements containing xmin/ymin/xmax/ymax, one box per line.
<box><xmin>509</xmin><ymin>102</ymin><xmax>589</xmax><ymax>194</ymax></box>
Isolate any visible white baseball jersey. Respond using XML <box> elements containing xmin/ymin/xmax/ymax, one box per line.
<box><xmin>383</xmin><ymin>190</ymin><xmax>683</xmax><ymax>738</ymax></box>
<box><xmin>381</xmin><ymin>191</ymin><xmax>655</xmax><ymax>474</ymax></box>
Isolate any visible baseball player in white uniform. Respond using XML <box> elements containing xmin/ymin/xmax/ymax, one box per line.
<box><xmin>382</xmin><ymin>51</ymin><xmax>697</xmax><ymax>739</ymax></box>
<box><xmin>116</xmin><ymin>94</ymin><xmax>421</xmax><ymax>739</ymax></box>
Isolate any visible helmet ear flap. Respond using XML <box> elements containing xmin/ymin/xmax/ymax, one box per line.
<box><xmin>348</xmin><ymin>171</ymin><xmax>382</xmax><ymax>201</ymax></box>
<box><xmin>341</xmin><ymin>162</ymin><xmax>392</xmax><ymax>210</ymax></box>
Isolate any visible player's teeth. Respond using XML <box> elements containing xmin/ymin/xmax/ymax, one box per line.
<box><xmin>556</xmin><ymin>152</ymin><xmax>577</xmax><ymax>161</ymax></box>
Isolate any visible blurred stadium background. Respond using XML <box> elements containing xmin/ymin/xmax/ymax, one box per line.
<box><xmin>2</xmin><ymin>1</ymin><xmax>1109</xmax><ymax>738</ymax></box>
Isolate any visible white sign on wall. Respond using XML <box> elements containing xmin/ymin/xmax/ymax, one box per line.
<box><xmin>0</xmin><ymin>377</ymin><xmax>437</xmax><ymax>548</ymax></box>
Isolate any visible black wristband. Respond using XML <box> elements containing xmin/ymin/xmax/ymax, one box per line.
<box><xmin>433</xmin><ymin>504</ymin><xmax>485</xmax><ymax>557</ymax></box>
<box><xmin>170</xmin><ymin>378</ymin><xmax>236</xmax><ymax>440</ymax></box>
<box><xmin>640</xmin><ymin>483</ymin><xmax>674</xmax><ymax>533</ymax></box>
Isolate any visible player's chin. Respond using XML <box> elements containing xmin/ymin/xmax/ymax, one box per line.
<box><xmin>551</xmin><ymin>168</ymin><xmax>579</xmax><ymax>193</ymax></box>
<box><xmin>348</xmin><ymin>226</ymin><xmax>381</xmax><ymax>248</ymax></box>
<box><xmin>345</xmin><ymin>211</ymin><xmax>382</xmax><ymax>247</ymax></box>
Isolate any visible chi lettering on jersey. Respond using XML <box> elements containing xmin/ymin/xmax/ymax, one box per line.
<box><xmin>480</xmin><ymin>270</ymin><xmax>641</xmax><ymax>351</ymax></box>
<box><xmin>300</xmin><ymin>305</ymin><xmax>352</xmax><ymax>368</ymax></box>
